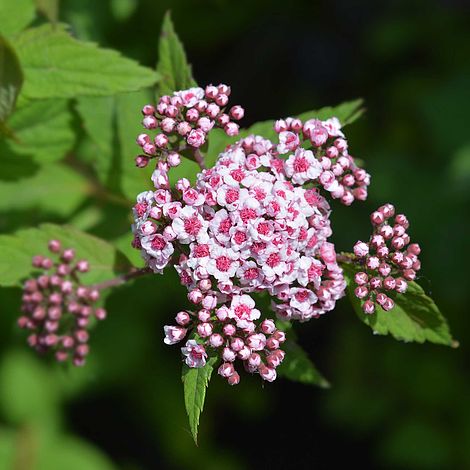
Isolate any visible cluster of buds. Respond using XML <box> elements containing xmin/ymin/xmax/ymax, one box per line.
<box><xmin>274</xmin><ymin>116</ymin><xmax>370</xmax><ymax>205</ymax></box>
<box><xmin>352</xmin><ymin>204</ymin><xmax>421</xmax><ymax>313</ymax></box>
<box><xmin>18</xmin><ymin>240</ymin><xmax>106</xmax><ymax>366</ymax></box>
<box><xmin>135</xmin><ymin>84</ymin><xmax>244</xmax><ymax>170</ymax></box>
<box><xmin>165</xmin><ymin>294</ymin><xmax>286</xmax><ymax>385</ymax></box>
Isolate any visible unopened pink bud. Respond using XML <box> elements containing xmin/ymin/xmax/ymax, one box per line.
<box><xmin>142</xmin><ymin>104</ymin><xmax>155</xmax><ymax>115</ymax></box>
<box><xmin>224</xmin><ymin>122</ymin><xmax>239</xmax><ymax>137</ymax></box>
<box><xmin>154</xmin><ymin>134</ymin><xmax>169</xmax><ymax>148</ymax></box>
<box><xmin>167</xmin><ymin>152</ymin><xmax>181</xmax><ymax>167</ymax></box>
<box><xmin>222</xmin><ymin>347</ymin><xmax>236</xmax><ymax>362</ymax></box>
<box><xmin>354</xmin><ymin>272</ymin><xmax>369</xmax><ymax>286</ymax></box>
<box><xmin>142</xmin><ymin>115</ymin><xmax>158</xmax><ymax>129</ymax></box>
<box><xmin>227</xmin><ymin>371</ymin><xmax>240</xmax><ymax>385</ymax></box>
<box><xmin>362</xmin><ymin>300</ymin><xmax>375</xmax><ymax>314</ymax></box>
<box><xmin>95</xmin><ymin>308</ymin><xmax>107</xmax><ymax>320</ymax></box>
<box><xmin>230</xmin><ymin>337</ymin><xmax>244</xmax><ymax>352</ymax></box>
<box><xmin>176</xmin><ymin>311</ymin><xmax>191</xmax><ymax>325</ymax></box>
<box><xmin>135</xmin><ymin>155</ymin><xmax>150</xmax><ymax>168</ymax></box>
<box><xmin>48</xmin><ymin>240</ymin><xmax>61</xmax><ymax>253</ymax></box>
<box><xmin>230</xmin><ymin>105</ymin><xmax>244</xmax><ymax>120</ymax></box>
<box><xmin>260</xmin><ymin>319</ymin><xmax>276</xmax><ymax>334</ymax></box>
<box><xmin>209</xmin><ymin>333</ymin><xmax>224</xmax><ymax>348</ymax></box>
<box><xmin>223</xmin><ymin>323</ymin><xmax>236</xmax><ymax>336</ymax></box>
<box><xmin>188</xmin><ymin>289</ymin><xmax>203</xmax><ymax>304</ymax></box>
<box><xmin>354</xmin><ymin>285</ymin><xmax>369</xmax><ymax>299</ymax></box>
<box><xmin>353</xmin><ymin>241</ymin><xmax>369</xmax><ymax>257</ymax></box>
<box><xmin>371</xmin><ymin>211</ymin><xmax>385</xmax><ymax>225</ymax></box>
<box><xmin>218</xmin><ymin>362</ymin><xmax>235</xmax><ymax>378</ymax></box>
<box><xmin>197</xmin><ymin>322</ymin><xmax>213</xmax><ymax>338</ymax></box>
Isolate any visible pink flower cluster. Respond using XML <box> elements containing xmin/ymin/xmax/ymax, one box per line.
<box><xmin>274</xmin><ymin>116</ymin><xmax>370</xmax><ymax>205</ymax></box>
<box><xmin>165</xmin><ymin>294</ymin><xmax>286</xmax><ymax>384</ymax></box>
<box><xmin>18</xmin><ymin>240</ymin><xmax>106</xmax><ymax>366</ymax></box>
<box><xmin>135</xmin><ymin>84</ymin><xmax>244</xmax><ymax>169</ymax></box>
<box><xmin>131</xmin><ymin>115</ymin><xmax>359</xmax><ymax>383</ymax></box>
<box><xmin>352</xmin><ymin>204</ymin><xmax>421</xmax><ymax>313</ymax></box>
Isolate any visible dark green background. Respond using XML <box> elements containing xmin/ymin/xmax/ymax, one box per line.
<box><xmin>0</xmin><ymin>0</ymin><xmax>469</xmax><ymax>468</ymax></box>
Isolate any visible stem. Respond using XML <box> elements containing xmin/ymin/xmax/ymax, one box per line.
<box><xmin>193</xmin><ymin>149</ymin><xmax>206</xmax><ymax>170</ymax></box>
<box><xmin>336</xmin><ymin>252</ymin><xmax>357</xmax><ymax>264</ymax></box>
<box><xmin>91</xmin><ymin>267</ymin><xmax>152</xmax><ymax>291</ymax></box>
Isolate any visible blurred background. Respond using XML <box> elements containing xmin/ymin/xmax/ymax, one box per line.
<box><xmin>1</xmin><ymin>0</ymin><xmax>469</xmax><ymax>468</ymax></box>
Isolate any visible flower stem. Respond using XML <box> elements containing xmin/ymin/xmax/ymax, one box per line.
<box><xmin>91</xmin><ymin>267</ymin><xmax>153</xmax><ymax>291</ymax></box>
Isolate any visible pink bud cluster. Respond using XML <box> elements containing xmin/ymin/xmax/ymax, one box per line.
<box><xmin>18</xmin><ymin>240</ymin><xmax>106</xmax><ymax>366</ymax></box>
<box><xmin>352</xmin><ymin>204</ymin><xmax>421</xmax><ymax>314</ymax></box>
<box><xmin>274</xmin><ymin>116</ymin><xmax>370</xmax><ymax>205</ymax></box>
<box><xmin>135</xmin><ymin>85</ymin><xmax>244</xmax><ymax>169</ymax></box>
<box><xmin>164</xmin><ymin>294</ymin><xmax>286</xmax><ymax>385</ymax></box>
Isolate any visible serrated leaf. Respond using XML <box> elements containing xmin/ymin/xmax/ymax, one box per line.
<box><xmin>3</xmin><ymin>98</ymin><xmax>74</xmax><ymax>163</ymax></box>
<box><xmin>0</xmin><ymin>35</ymin><xmax>23</xmax><ymax>123</ymax></box>
<box><xmin>0</xmin><ymin>0</ymin><xmax>36</xmax><ymax>37</ymax></box>
<box><xmin>157</xmin><ymin>11</ymin><xmax>197</xmax><ymax>96</ymax></box>
<box><xmin>278</xmin><ymin>339</ymin><xmax>331</xmax><ymax>388</ymax></box>
<box><xmin>13</xmin><ymin>24</ymin><xmax>159</xmax><ymax>100</ymax></box>
<box><xmin>0</xmin><ymin>223</ymin><xmax>131</xmax><ymax>287</ymax></box>
<box><xmin>182</xmin><ymin>356</ymin><xmax>217</xmax><ymax>444</ymax></box>
<box><xmin>0</xmin><ymin>163</ymin><xmax>90</xmax><ymax>215</ymax></box>
<box><xmin>241</xmin><ymin>98</ymin><xmax>365</xmax><ymax>142</ymax></box>
<box><xmin>342</xmin><ymin>262</ymin><xmax>456</xmax><ymax>347</ymax></box>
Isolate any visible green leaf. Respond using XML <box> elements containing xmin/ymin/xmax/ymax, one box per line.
<box><xmin>0</xmin><ymin>223</ymin><xmax>131</xmax><ymax>287</ymax></box>
<box><xmin>0</xmin><ymin>163</ymin><xmax>90</xmax><ymax>215</ymax></box>
<box><xmin>3</xmin><ymin>98</ymin><xmax>74</xmax><ymax>163</ymax></box>
<box><xmin>75</xmin><ymin>96</ymin><xmax>116</xmax><ymax>183</ymax></box>
<box><xmin>342</xmin><ymin>262</ymin><xmax>457</xmax><ymax>347</ymax></box>
<box><xmin>0</xmin><ymin>0</ymin><xmax>36</xmax><ymax>37</ymax></box>
<box><xmin>13</xmin><ymin>24</ymin><xmax>159</xmax><ymax>100</ymax></box>
<box><xmin>241</xmin><ymin>98</ymin><xmax>365</xmax><ymax>142</ymax></box>
<box><xmin>0</xmin><ymin>350</ymin><xmax>60</xmax><ymax>425</ymax></box>
<box><xmin>182</xmin><ymin>356</ymin><xmax>217</xmax><ymax>444</ymax></box>
<box><xmin>157</xmin><ymin>11</ymin><xmax>197</xmax><ymax>96</ymax></box>
<box><xmin>278</xmin><ymin>338</ymin><xmax>331</xmax><ymax>388</ymax></box>
<box><xmin>0</xmin><ymin>35</ymin><xmax>23</xmax><ymax>123</ymax></box>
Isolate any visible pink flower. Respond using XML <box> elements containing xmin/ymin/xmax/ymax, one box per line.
<box><xmin>186</xmin><ymin>128</ymin><xmax>206</xmax><ymax>148</ymax></box>
<box><xmin>284</xmin><ymin>149</ymin><xmax>322</xmax><ymax>184</ymax></box>
<box><xmin>181</xmin><ymin>340</ymin><xmax>207</xmax><ymax>368</ymax></box>
<box><xmin>164</xmin><ymin>326</ymin><xmax>187</xmax><ymax>345</ymax></box>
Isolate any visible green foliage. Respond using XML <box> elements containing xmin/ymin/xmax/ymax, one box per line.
<box><xmin>0</xmin><ymin>223</ymin><xmax>131</xmax><ymax>287</ymax></box>
<box><xmin>0</xmin><ymin>35</ymin><xmax>23</xmax><ymax>124</ymax></box>
<box><xmin>156</xmin><ymin>12</ymin><xmax>197</xmax><ymax>97</ymax></box>
<box><xmin>342</xmin><ymin>262</ymin><xmax>456</xmax><ymax>347</ymax></box>
<box><xmin>4</xmin><ymin>99</ymin><xmax>74</xmax><ymax>163</ymax></box>
<box><xmin>182</xmin><ymin>356</ymin><xmax>217</xmax><ymax>444</ymax></box>
<box><xmin>0</xmin><ymin>0</ymin><xmax>35</xmax><ymax>37</ymax></box>
<box><xmin>0</xmin><ymin>163</ymin><xmax>90</xmax><ymax>215</ymax></box>
<box><xmin>13</xmin><ymin>24</ymin><xmax>159</xmax><ymax>100</ymax></box>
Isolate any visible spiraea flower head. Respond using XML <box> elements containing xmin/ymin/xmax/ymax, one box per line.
<box><xmin>18</xmin><ymin>240</ymin><xmax>106</xmax><ymax>366</ymax></box>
